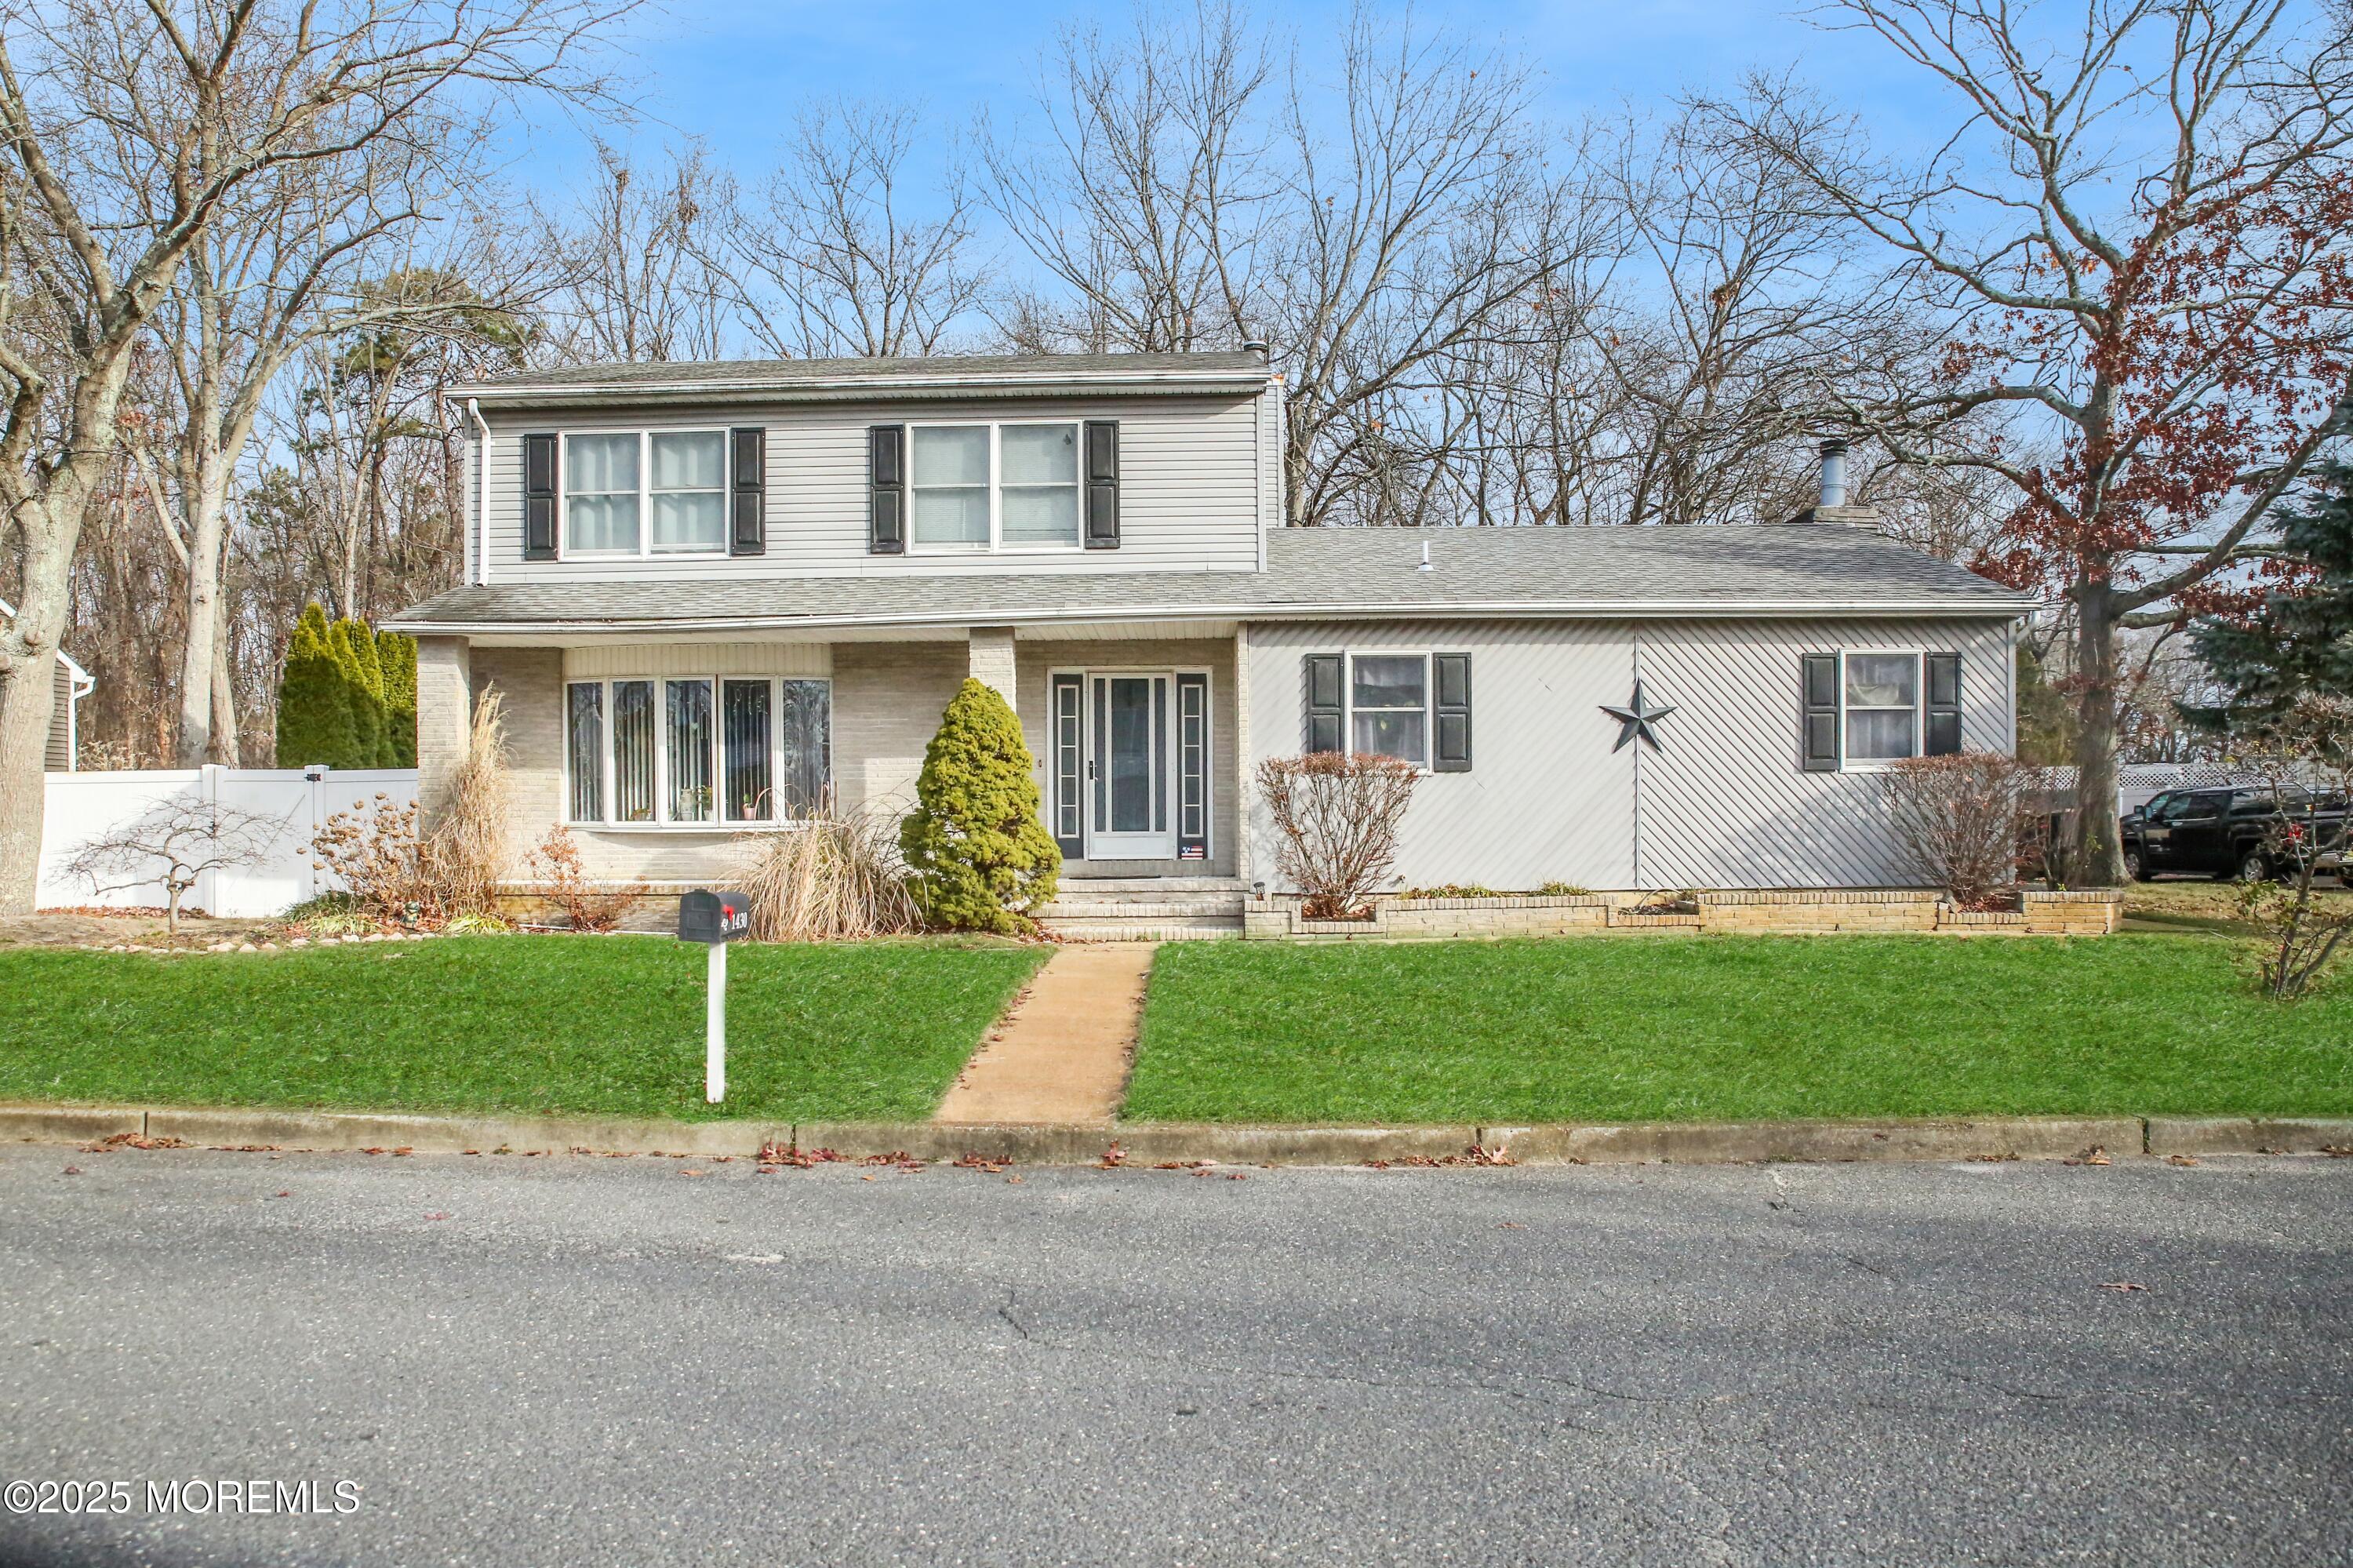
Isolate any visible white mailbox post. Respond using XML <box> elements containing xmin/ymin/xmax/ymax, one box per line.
<box><xmin>678</xmin><ymin>890</ymin><xmax>752</xmax><ymax>1104</ymax></box>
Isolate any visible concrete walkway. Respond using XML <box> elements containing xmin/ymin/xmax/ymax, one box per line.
<box><xmin>933</xmin><ymin>942</ymin><xmax>1155</xmax><ymax>1126</ymax></box>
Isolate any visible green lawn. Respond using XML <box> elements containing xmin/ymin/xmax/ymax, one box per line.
<box><xmin>0</xmin><ymin>937</ymin><xmax>1048</xmax><ymax>1122</ymax></box>
<box><xmin>1129</xmin><ymin>934</ymin><xmax>2353</xmax><ymax>1125</ymax></box>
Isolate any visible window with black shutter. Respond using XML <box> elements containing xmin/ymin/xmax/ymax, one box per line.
<box><xmin>1084</xmin><ymin>420</ymin><xmax>1120</xmax><ymax>549</ymax></box>
<box><xmin>1433</xmin><ymin>653</ymin><xmax>1472</xmax><ymax>772</ymax></box>
<box><xmin>869</xmin><ymin>424</ymin><xmax>905</xmax><ymax>554</ymax></box>
<box><xmin>1926</xmin><ymin>652</ymin><xmax>1962</xmax><ymax>755</ymax></box>
<box><xmin>1303</xmin><ymin>654</ymin><xmax>1344</xmax><ymax>754</ymax></box>
<box><xmin>729</xmin><ymin>427</ymin><xmax>766</xmax><ymax>556</ymax></box>
<box><xmin>1801</xmin><ymin>653</ymin><xmax>1840</xmax><ymax>772</ymax></box>
<box><xmin>523</xmin><ymin>432</ymin><xmax>558</xmax><ymax>560</ymax></box>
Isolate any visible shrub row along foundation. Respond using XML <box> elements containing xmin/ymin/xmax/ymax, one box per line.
<box><xmin>1242</xmin><ymin>888</ymin><xmax>2122</xmax><ymax>940</ymax></box>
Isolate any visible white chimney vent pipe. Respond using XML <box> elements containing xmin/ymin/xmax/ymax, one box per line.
<box><xmin>1818</xmin><ymin>439</ymin><xmax>1849</xmax><ymax>511</ymax></box>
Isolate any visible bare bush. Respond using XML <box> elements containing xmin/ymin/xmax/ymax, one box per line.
<box><xmin>524</xmin><ymin>826</ymin><xmax>643</xmax><ymax>933</ymax></box>
<box><xmin>63</xmin><ymin>799</ymin><xmax>293</xmax><ymax>938</ymax></box>
<box><xmin>732</xmin><ymin>800</ymin><xmax>918</xmax><ymax>942</ymax></box>
<box><xmin>1257</xmin><ymin>753</ymin><xmax>1421</xmax><ymax>919</ymax></box>
<box><xmin>1878</xmin><ymin>752</ymin><xmax>2033</xmax><ymax>910</ymax></box>
<box><xmin>306</xmin><ymin>693</ymin><xmax>507</xmax><ymax>927</ymax></box>
<box><xmin>2232</xmin><ymin>697</ymin><xmax>2353</xmax><ymax>1000</ymax></box>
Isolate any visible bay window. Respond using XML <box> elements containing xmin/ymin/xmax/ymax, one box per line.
<box><xmin>566</xmin><ymin>676</ymin><xmax>831</xmax><ymax>826</ymax></box>
<box><xmin>908</xmin><ymin>423</ymin><xmax>1082</xmax><ymax>551</ymax></box>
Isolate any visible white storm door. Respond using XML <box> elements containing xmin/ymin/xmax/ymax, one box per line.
<box><xmin>1086</xmin><ymin>673</ymin><xmax>1174</xmax><ymax>859</ymax></box>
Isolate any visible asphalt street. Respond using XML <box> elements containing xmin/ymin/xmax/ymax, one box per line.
<box><xmin>2</xmin><ymin>1144</ymin><xmax>2348</xmax><ymax>1566</ymax></box>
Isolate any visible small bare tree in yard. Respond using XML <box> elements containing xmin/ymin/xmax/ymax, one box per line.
<box><xmin>1878</xmin><ymin>751</ymin><xmax>2033</xmax><ymax>910</ymax></box>
<box><xmin>2233</xmin><ymin>697</ymin><xmax>2353</xmax><ymax>999</ymax></box>
<box><xmin>1257</xmin><ymin>753</ymin><xmax>1420</xmax><ymax>919</ymax></box>
<box><xmin>64</xmin><ymin>799</ymin><xmax>291</xmax><ymax>938</ymax></box>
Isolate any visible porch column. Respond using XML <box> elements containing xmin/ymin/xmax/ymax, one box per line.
<box><xmin>413</xmin><ymin>635</ymin><xmax>472</xmax><ymax>831</ymax></box>
<box><xmin>968</xmin><ymin>626</ymin><xmax>1017</xmax><ymax>713</ymax></box>
<box><xmin>1232</xmin><ymin>624</ymin><xmax>1251</xmax><ymax>885</ymax></box>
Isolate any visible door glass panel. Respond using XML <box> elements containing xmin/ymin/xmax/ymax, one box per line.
<box><xmin>1106</xmin><ymin>677</ymin><xmax>1153</xmax><ymax>833</ymax></box>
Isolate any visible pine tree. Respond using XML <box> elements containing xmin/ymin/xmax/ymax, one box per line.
<box><xmin>330</xmin><ymin>615</ymin><xmax>386</xmax><ymax>767</ymax></box>
<box><xmin>2189</xmin><ymin>462</ymin><xmax>2353</xmax><ymax>735</ymax></box>
<box><xmin>275</xmin><ymin>603</ymin><xmax>361</xmax><ymax>768</ymax></box>
<box><xmin>899</xmin><ymin>678</ymin><xmax>1062</xmax><ymax>933</ymax></box>
<box><xmin>376</xmin><ymin>630</ymin><xmax>418</xmax><ymax>767</ymax></box>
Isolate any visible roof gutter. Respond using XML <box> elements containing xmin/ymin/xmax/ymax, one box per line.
<box><xmin>387</xmin><ymin>596</ymin><xmax>2038</xmax><ymax>638</ymax></box>
<box><xmin>453</xmin><ymin>368</ymin><xmax>1274</xmax><ymax>406</ymax></box>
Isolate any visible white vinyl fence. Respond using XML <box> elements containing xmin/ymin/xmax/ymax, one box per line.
<box><xmin>38</xmin><ymin>766</ymin><xmax>419</xmax><ymax>919</ymax></box>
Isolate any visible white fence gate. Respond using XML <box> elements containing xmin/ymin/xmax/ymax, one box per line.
<box><xmin>38</xmin><ymin>766</ymin><xmax>420</xmax><ymax>919</ymax></box>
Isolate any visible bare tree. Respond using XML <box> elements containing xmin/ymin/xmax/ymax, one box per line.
<box><xmin>62</xmin><ymin>795</ymin><xmax>292</xmax><ymax>937</ymax></box>
<box><xmin>1731</xmin><ymin>0</ymin><xmax>2353</xmax><ymax>882</ymax></box>
<box><xmin>540</xmin><ymin>142</ymin><xmax>735</xmax><ymax>363</ymax></box>
<box><xmin>729</xmin><ymin>99</ymin><xmax>985</xmax><ymax>358</ymax></box>
<box><xmin>0</xmin><ymin>0</ymin><xmax>635</xmax><ymax>914</ymax></box>
<box><xmin>1256</xmin><ymin>751</ymin><xmax>1420</xmax><ymax>918</ymax></box>
<box><xmin>981</xmin><ymin>0</ymin><xmax>1275</xmax><ymax>354</ymax></box>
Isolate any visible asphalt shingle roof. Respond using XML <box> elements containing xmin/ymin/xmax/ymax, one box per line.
<box><xmin>455</xmin><ymin>351</ymin><xmax>1270</xmax><ymax>402</ymax></box>
<box><xmin>386</xmin><ymin>524</ymin><xmax>2031</xmax><ymax>634</ymax></box>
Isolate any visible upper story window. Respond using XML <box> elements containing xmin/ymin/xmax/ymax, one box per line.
<box><xmin>563</xmin><ymin>431</ymin><xmax>729</xmax><ymax>557</ymax></box>
<box><xmin>909</xmin><ymin>423</ymin><xmax>1080</xmax><ymax>552</ymax></box>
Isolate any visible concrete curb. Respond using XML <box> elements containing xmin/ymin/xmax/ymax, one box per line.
<box><xmin>0</xmin><ymin>1103</ymin><xmax>2253</xmax><ymax>1167</ymax></box>
<box><xmin>2146</xmin><ymin>1116</ymin><xmax>2353</xmax><ymax>1155</ymax></box>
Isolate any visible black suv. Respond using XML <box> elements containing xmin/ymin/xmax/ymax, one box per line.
<box><xmin>2121</xmin><ymin>787</ymin><xmax>2348</xmax><ymax>882</ymax></box>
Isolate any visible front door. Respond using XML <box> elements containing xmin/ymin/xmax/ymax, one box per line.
<box><xmin>1089</xmin><ymin>674</ymin><xmax>1173</xmax><ymax>860</ymax></box>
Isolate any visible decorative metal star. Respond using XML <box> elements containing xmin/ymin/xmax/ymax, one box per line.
<box><xmin>1601</xmin><ymin>679</ymin><xmax>1678</xmax><ymax>752</ymax></box>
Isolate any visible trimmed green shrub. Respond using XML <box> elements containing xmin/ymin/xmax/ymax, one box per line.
<box><xmin>900</xmin><ymin>678</ymin><xmax>1061</xmax><ymax>934</ymax></box>
<box><xmin>376</xmin><ymin>629</ymin><xmax>417</xmax><ymax>766</ymax></box>
<box><xmin>275</xmin><ymin>603</ymin><xmax>361</xmax><ymax>768</ymax></box>
<box><xmin>331</xmin><ymin>615</ymin><xmax>386</xmax><ymax>767</ymax></box>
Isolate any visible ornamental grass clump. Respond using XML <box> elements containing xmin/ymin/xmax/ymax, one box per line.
<box><xmin>732</xmin><ymin>797</ymin><xmax>918</xmax><ymax>941</ymax></box>
<box><xmin>899</xmin><ymin>678</ymin><xmax>1061</xmax><ymax>934</ymax></box>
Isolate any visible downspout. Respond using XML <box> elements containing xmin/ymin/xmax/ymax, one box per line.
<box><xmin>467</xmin><ymin>398</ymin><xmax>491</xmax><ymax>587</ymax></box>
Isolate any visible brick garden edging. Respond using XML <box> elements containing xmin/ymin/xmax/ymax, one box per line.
<box><xmin>1242</xmin><ymin>888</ymin><xmax>2123</xmax><ymax>940</ymax></box>
<box><xmin>9</xmin><ymin>1103</ymin><xmax>2336</xmax><ymax>1166</ymax></box>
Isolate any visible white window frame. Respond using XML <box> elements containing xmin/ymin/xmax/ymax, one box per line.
<box><xmin>906</xmin><ymin>420</ymin><xmax>1084</xmax><ymax>555</ymax></box>
<box><xmin>558</xmin><ymin>428</ymin><xmax>731</xmax><ymax>560</ymax></box>
<box><xmin>1837</xmin><ymin>649</ymin><xmax>1925</xmax><ymax>772</ymax></box>
<box><xmin>1334</xmin><ymin>650</ymin><xmax>1434</xmax><ymax>772</ymax></box>
<box><xmin>563</xmin><ymin>675</ymin><xmax>833</xmax><ymax>831</ymax></box>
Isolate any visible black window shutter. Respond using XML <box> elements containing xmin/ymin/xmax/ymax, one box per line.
<box><xmin>523</xmin><ymin>432</ymin><xmax>558</xmax><ymax>561</ymax></box>
<box><xmin>1432</xmin><ymin>653</ymin><xmax>1472</xmax><ymax>772</ymax></box>
<box><xmin>729</xmin><ymin>427</ymin><xmax>766</xmax><ymax>556</ymax></box>
<box><xmin>1802</xmin><ymin>653</ymin><xmax>1840</xmax><ymax>772</ymax></box>
<box><xmin>869</xmin><ymin>424</ymin><xmax>905</xmax><ymax>555</ymax></box>
<box><xmin>1926</xmin><ymin>652</ymin><xmax>1963</xmax><ymax>755</ymax></box>
<box><xmin>1304</xmin><ymin>654</ymin><xmax>1344</xmax><ymax>754</ymax></box>
<box><xmin>1084</xmin><ymin>420</ymin><xmax>1120</xmax><ymax>549</ymax></box>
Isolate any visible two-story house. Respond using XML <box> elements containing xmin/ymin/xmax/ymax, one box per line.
<box><xmin>385</xmin><ymin>348</ymin><xmax>2034</xmax><ymax>934</ymax></box>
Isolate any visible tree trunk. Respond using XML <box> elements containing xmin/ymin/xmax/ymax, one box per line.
<box><xmin>211</xmin><ymin>593</ymin><xmax>239</xmax><ymax>765</ymax></box>
<box><xmin>0</xmin><ymin>532</ymin><xmax>72</xmax><ymax>915</ymax></box>
<box><xmin>2071</xmin><ymin>593</ymin><xmax>2126</xmax><ymax>886</ymax></box>
<box><xmin>175</xmin><ymin>523</ymin><xmax>222</xmax><ymax>763</ymax></box>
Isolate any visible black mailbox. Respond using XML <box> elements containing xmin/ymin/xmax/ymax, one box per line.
<box><xmin>678</xmin><ymin>890</ymin><xmax>752</xmax><ymax>944</ymax></box>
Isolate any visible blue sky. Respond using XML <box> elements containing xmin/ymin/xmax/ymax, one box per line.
<box><xmin>517</xmin><ymin>0</ymin><xmax>1948</xmax><ymax>187</ymax></box>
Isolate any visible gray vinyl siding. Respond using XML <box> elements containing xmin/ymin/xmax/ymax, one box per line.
<box><xmin>477</xmin><ymin>393</ymin><xmax>1264</xmax><ymax>584</ymax></box>
<box><xmin>1245</xmin><ymin>617</ymin><xmax>2019</xmax><ymax>892</ymax></box>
